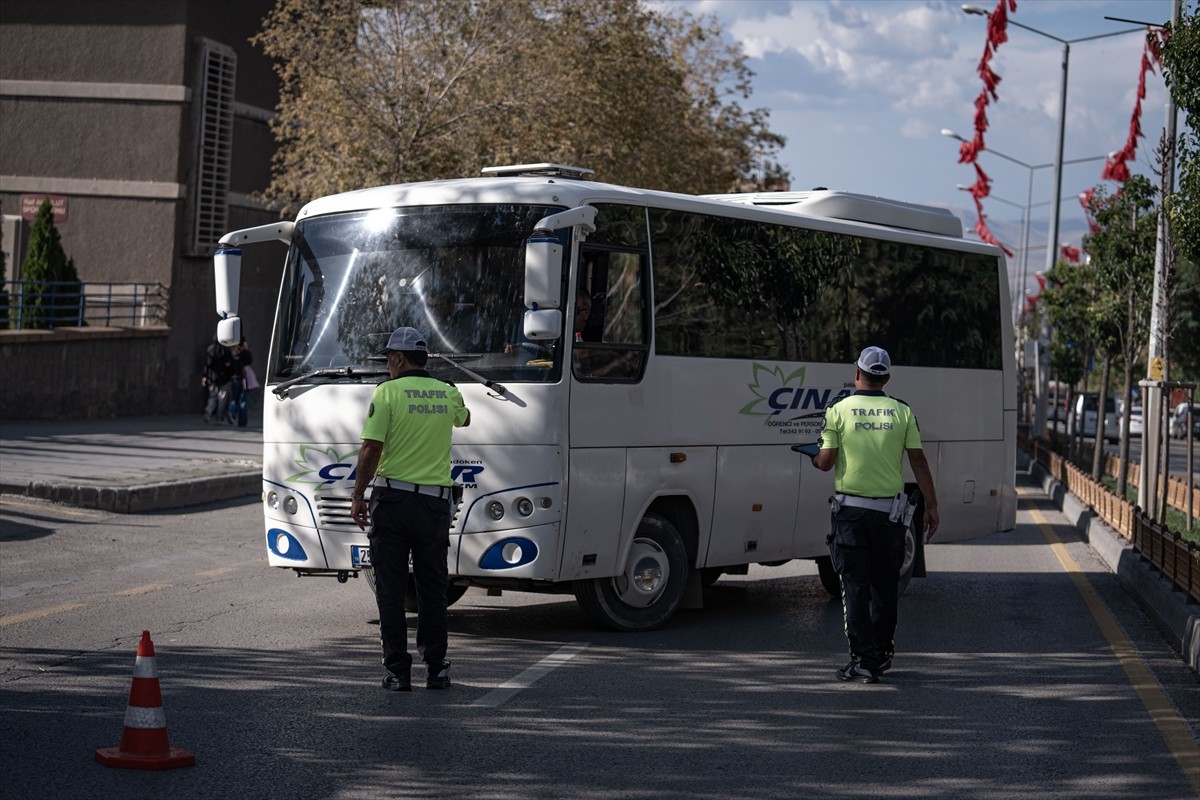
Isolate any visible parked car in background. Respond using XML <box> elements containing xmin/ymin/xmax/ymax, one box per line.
<box><xmin>1073</xmin><ymin>393</ymin><xmax>1120</xmax><ymax>441</ymax></box>
<box><xmin>1119</xmin><ymin>403</ymin><xmax>1143</xmax><ymax>438</ymax></box>
<box><xmin>1170</xmin><ymin>402</ymin><xmax>1200</xmax><ymax>439</ymax></box>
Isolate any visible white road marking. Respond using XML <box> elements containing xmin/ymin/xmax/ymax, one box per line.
<box><xmin>471</xmin><ymin>641</ymin><xmax>590</xmax><ymax>708</ymax></box>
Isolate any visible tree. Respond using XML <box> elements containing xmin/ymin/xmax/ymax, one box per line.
<box><xmin>19</xmin><ymin>199</ymin><xmax>81</xmax><ymax>329</ymax></box>
<box><xmin>1161</xmin><ymin>2</ymin><xmax>1199</xmax><ymax>269</ymax></box>
<box><xmin>1081</xmin><ymin>176</ymin><xmax>1157</xmax><ymax>491</ymax></box>
<box><xmin>1161</xmin><ymin>3</ymin><xmax>1200</xmax><ymax>387</ymax></box>
<box><xmin>1041</xmin><ymin>257</ymin><xmax>1092</xmax><ymax>459</ymax></box>
<box><xmin>254</xmin><ymin>0</ymin><xmax>789</xmax><ymax>215</ymax></box>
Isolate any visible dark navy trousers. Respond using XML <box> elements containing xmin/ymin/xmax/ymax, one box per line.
<box><xmin>368</xmin><ymin>489</ymin><xmax>451</xmax><ymax>677</ymax></box>
<box><xmin>828</xmin><ymin>506</ymin><xmax>905</xmax><ymax>672</ymax></box>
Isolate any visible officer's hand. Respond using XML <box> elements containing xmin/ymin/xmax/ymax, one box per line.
<box><xmin>923</xmin><ymin>506</ymin><xmax>940</xmax><ymax>542</ymax></box>
<box><xmin>351</xmin><ymin>498</ymin><xmax>369</xmax><ymax>531</ymax></box>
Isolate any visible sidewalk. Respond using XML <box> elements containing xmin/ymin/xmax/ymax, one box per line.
<box><xmin>0</xmin><ymin>415</ymin><xmax>262</xmax><ymax>513</ymax></box>
<box><xmin>1023</xmin><ymin>451</ymin><xmax>1200</xmax><ymax>673</ymax></box>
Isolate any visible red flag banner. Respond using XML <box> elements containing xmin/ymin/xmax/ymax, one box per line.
<box><xmin>955</xmin><ymin>0</ymin><xmax>1018</xmax><ymax>252</ymax></box>
<box><xmin>1102</xmin><ymin>28</ymin><xmax>1167</xmax><ymax>183</ymax></box>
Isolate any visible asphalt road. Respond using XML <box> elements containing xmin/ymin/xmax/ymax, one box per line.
<box><xmin>1048</xmin><ymin>421</ymin><xmax>1198</xmax><ymax>481</ymax></box>
<box><xmin>2</xmin><ymin>472</ymin><xmax>1198</xmax><ymax>800</ymax></box>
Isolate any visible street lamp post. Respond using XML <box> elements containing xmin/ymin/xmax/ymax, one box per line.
<box><xmin>961</xmin><ymin>6</ymin><xmax>1144</xmax><ymax>438</ymax></box>
<box><xmin>941</xmin><ymin>129</ymin><xmax>1108</xmax><ymax>326</ymax></box>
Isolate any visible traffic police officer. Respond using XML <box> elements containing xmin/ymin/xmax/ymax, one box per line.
<box><xmin>808</xmin><ymin>346</ymin><xmax>939</xmax><ymax>683</ymax></box>
<box><xmin>350</xmin><ymin>327</ymin><xmax>471</xmax><ymax>691</ymax></box>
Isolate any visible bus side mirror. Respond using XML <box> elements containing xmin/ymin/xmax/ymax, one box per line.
<box><xmin>523</xmin><ymin>205</ymin><xmax>597</xmax><ymax>311</ymax></box>
<box><xmin>217</xmin><ymin>316</ymin><xmax>242</xmax><ymax>347</ymax></box>
<box><xmin>215</xmin><ymin>247</ymin><xmax>242</xmax><ymax>319</ymax></box>
<box><xmin>524</xmin><ymin>236</ymin><xmax>562</xmax><ymax>310</ymax></box>
<box><xmin>523</xmin><ymin>308</ymin><xmax>563</xmax><ymax>340</ymax></box>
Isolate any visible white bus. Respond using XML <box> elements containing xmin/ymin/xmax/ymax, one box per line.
<box><xmin>212</xmin><ymin>163</ymin><xmax>1017</xmax><ymax>631</ymax></box>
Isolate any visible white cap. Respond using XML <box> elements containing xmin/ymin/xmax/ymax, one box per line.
<box><xmin>856</xmin><ymin>346</ymin><xmax>891</xmax><ymax>376</ymax></box>
<box><xmin>378</xmin><ymin>327</ymin><xmax>428</xmax><ymax>354</ymax></box>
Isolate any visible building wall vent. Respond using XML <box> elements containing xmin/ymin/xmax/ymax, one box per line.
<box><xmin>192</xmin><ymin>39</ymin><xmax>237</xmax><ymax>255</ymax></box>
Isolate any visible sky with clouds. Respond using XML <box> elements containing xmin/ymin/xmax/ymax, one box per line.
<box><xmin>654</xmin><ymin>0</ymin><xmax>1180</xmax><ymax>302</ymax></box>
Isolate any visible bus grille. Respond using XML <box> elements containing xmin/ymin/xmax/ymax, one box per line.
<box><xmin>316</xmin><ymin>495</ymin><xmax>463</xmax><ymax>533</ymax></box>
<box><xmin>317</xmin><ymin>496</ymin><xmax>355</xmax><ymax>528</ymax></box>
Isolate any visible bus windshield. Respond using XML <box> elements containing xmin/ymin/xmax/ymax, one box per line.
<box><xmin>271</xmin><ymin>203</ymin><xmax>566</xmax><ymax>386</ymax></box>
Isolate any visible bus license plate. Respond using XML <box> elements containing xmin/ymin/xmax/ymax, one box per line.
<box><xmin>351</xmin><ymin>545</ymin><xmax>372</xmax><ymax>567</ymax></box>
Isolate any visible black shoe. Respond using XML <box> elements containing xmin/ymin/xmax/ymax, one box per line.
<box><xmin>426</xmin><ymin>660</ymin><xmax>451</xmax><ymax>690</ymax></box>
<box><xmin>382</xmin><ymin>673</ymin><xmax>412</xmax><ymax>692</ymax></box>
<box><xmin>836</xmin><ymin>660</ymin><xmax>879</xmax><ymax>684</ymax></box>
<box><xmin>878</xmin><ymin>656</ymin><xmax>893</xmax><ymax>674</ymax></box>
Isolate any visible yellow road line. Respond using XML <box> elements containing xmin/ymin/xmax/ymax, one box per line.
<box><xmin>1029</xmin><ymin>506</ymin><xmax>1200</xmax><ymax>793</ymax></box>
<box><xmin>0</xmin><ymin>603</ymin><xmax>86</xmax><ymax>627</ymax></box>
<box><xmin>117</xmin><ymin>583</ymin><xmax>171</xmax><ymax>596</ymax></box>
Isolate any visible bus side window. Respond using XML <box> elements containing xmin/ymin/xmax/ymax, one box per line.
<box><xmin>573</xmin><ymin>249</ymin><xmax>649</xmax><ymax>382</ymax></box>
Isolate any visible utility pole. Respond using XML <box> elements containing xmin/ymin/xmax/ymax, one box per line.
<box><xmin>1138</xmin><ymin>0</ymin><xmax>1181</xmax><ymax>517</ymax></box>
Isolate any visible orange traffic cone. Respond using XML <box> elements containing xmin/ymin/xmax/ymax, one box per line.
<box><xmin>95</xmin><ymin>630</ymin><xmax>195</xmax><ymax>770</ymax></box>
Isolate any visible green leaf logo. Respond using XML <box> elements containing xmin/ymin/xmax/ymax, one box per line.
<box><xmin>285</xmin><ymin>445</ymin><xmax>362</xmax><ymax>488</ymax></box>
<box><xmin>740</xmin><ymin>363</ymin><xmax>806</xmax><ymax>416</ymax></box>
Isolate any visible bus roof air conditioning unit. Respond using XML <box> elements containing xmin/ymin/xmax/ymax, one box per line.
<box><xmin>706</xmin><ymin>190</ymin><xmax>964</xmax><ymax>238</ymax></box>
<box><xmin>481</xmin><ymin>163</ymin><xmax>595</xmax><ymax>180</ymax></box>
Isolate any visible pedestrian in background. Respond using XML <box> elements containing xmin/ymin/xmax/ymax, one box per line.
<box><xmin>230</xmin><ymin>339</ymin><xmax>255</xmax><ymax>428</ymax></box>
<box><xmin>201</xmin><ymin>336</ymin><xmax>235</xmax><ymax>423</ymax></box>
<box><xmin>807</xmin><ymin>346</ymin><xmax>939</xmax><ymax>684</ymax></box>
<box><xmin>349</xmin><ymin>327</ymin><xmax>470</xmax><ymax>691</ymax></box>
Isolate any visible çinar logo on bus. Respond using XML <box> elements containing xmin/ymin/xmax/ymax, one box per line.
<box><xmin>740</xmin><ymin>363</ymin><xmax>850</xmax><ymax>431</ymax></box>
<box><xmin>284</xmin><ymin>446</ymin><xmax>484</xmax><ymax>488</ymax></box>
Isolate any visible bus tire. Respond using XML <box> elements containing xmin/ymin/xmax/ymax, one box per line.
<box><xmin>573</xmin><ymin>513</ymin><xmax>689</xmax><ymax>631</ymax></box>
<box><xmin>815</xmin><ymin>556</ymin><xmax>841</xmax><ymax>598</ymax></box>
<box><xmin>815</xmin><ymin>520</ymin><xmax>917</xmax><ymax>598</ymax></box>
<box><xmin>898</xmin><ymin>520</ymin><xmax>917</xmax><ymax>596</ymax></box>
<box><xmin>363</xmin><ymin>568</ymin><xmax>468</xmax><ymax>612</ymax></box>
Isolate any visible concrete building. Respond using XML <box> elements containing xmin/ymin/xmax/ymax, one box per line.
<box><xmin>0</xmin><ymin>0</ymin><xmax>282</xmax><ymax>419</ymax></box>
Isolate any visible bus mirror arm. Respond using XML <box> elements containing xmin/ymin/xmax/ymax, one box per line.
<box><xmin>217</xmin><ymin>221</ymin><xmax>295</xmax><ymax>247</ymax></box>
<box><xmin>213</xmin><ymin>221</ymin><xmax>295</xmax><ymax>344</ymax></box>
<box><xmin>524</xmin><ymin>206</ymin><xmax>597</xmax><ymax>312</ymax></box>
<box><xmin>531</xmin><ymin>206</ymin><xmax>597</xmax><ymax>239</ymax></box>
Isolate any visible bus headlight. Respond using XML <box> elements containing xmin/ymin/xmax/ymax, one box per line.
<box><xmin>487</xmin><ymin>501</ymin><xmax>505</xmax><ymax>521</ymax></box>
<box><xmin>515</xmin><ymin>497</ymin><xmax>534</xmax><ymax>517</ymax></box>
<box><xmin>267</xmin><ymin>491</ymin><xmax>280</xmax><ymax>510</ymax></box>
<box><xmin>283</xmin><ymin>496</ymin><xmax>299</xmax><ymax>515</ymax></box>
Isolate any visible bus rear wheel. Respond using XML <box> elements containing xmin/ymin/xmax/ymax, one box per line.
<box><xmin>814</xmin><ymin>521</ymin><xmax>918</xmax><ymax>598</ymax></box>
<box><xmin>363</xmin><ymin>568</ymin><xmax>468</xmax><ymax>612</ymax></box>
<box><xmin>573</xmin><ymin>513</ymin><xmax>689</xmax><ymax>631</ymax></box>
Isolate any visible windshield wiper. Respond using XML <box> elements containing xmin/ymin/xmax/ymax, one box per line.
<box><xmin>430</xmin><ymin>353</ymin><xmax>507</xmax><ymax>396</ymax></box>
<box><xmin>273</xmin><ymin>366</ymin><xmax>388</xmax><ymax>398</ymax></box>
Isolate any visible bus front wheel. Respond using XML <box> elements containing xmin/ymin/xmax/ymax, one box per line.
<box><xmin>573</xmin><ymin>513</ymin><xmax>689</xmax><ymax>631</ymax></box>
<box><xmin>814</xmin><ymin>521</ymin><xmax>918</xmax><ymax>598</ymax></box>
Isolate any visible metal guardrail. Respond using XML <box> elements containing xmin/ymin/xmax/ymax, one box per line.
<box><xmin>1023</xmin><ymin>433</ymin><xmax>1199</xmax><ymax>604</ymax></box>
<box><xmin>1</xmin><ymin>281</ymin><xmax>168</xmax><ymax>329</ymax></box>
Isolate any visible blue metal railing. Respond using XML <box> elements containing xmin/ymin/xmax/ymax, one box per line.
<box><xmin>1</xmin><ymin>281</ymin><xmax>169</xmax><ymax>330</ymax></box>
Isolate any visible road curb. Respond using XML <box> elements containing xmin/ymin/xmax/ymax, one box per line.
<box><xmin>2</xmin><ymin>471</ymin><xmax>261</xmax><ymax>513</ymax></box>
<box><xmin>1026</xmin><ymin>456</ymin><xmax>1200</xmax><ymax>675</ymax></box>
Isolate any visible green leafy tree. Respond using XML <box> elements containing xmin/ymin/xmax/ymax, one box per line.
<box><xmin>1169</xmin><ymin>255</ymin><xmax>1200</xmax><ymax>381</ymax></box>
<box><xmin>19</xmin><ymin>199</ymin><xmax>82</xmax><ymax>329</ymax></box>
<box><xmin>1162</xmin><ymin>2</ymin><xmax>1199</xmax><ymax>269</ymax></box>
<box><xmin>1081</xmin><ymin>177</ymin><xmax>1157</xmax><ymax>490</ymax></box>
<box><xmin>1042</xmin><ymin>257</ymin><xmax>1092</xmax><ymax>459</ymax></box>
<box><xmin>1161</xmin><ymin>3</ymin><xmax>1200</xmax><ymax>386</ymax></box>
<box><xmin>254</xmin><ymin>0</ymin><xmax>789</xmax><ymax>215</ymax></box>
